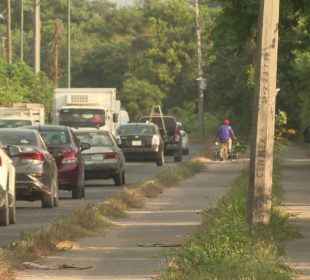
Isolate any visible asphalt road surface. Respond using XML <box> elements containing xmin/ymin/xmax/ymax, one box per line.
<box><xmin>0</xmin><ymin>144</ymin><xmax>202</xmax><ymax>247</ymax></box>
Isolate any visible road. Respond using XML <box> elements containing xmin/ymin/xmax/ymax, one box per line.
<box><xmin>0</xmin><ymin>144</ymin><xmax>202</xmax><ymax>247</ymax></box>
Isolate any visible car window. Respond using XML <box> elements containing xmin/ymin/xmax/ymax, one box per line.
<box><xmin>75</xmin><ymin>132</ymin><xmax>113</xmax><ymax>147</ymax></box>
<box><xmin>118</xmin><ymin>125</ymin><xmax>155</xmax><ymax>135</ymax></box>
<box><xmin>0</xmin><ymin>119</ymin><xmax>33</xmax><ymax>128</ymax></box>
<box><xmin>139</xmin><ymin>117</ymin><xmax>176</xmax><ymax>129</ymax></box>
<box><xmin>0</xmin><ymin>131</ymin><xmax>37</xmax><ymax>146</ymax></box>
<box><xmin>39</xmin><ymin>130</ymin><xmax>69</xmax><ymax>145</ymax></box>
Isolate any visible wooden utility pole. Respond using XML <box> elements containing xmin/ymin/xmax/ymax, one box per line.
<box><xmin>247</xmin><ymin>0</ymin><xmax>280</xmax><ymax>225</ymax></box>
<box><xmin>194</xmin><ymin>0</ymin><xmax>205</xmax><ymax>137</ymax></box>
<box><xmin>20</xmin><ymin>0</ymin><xmax>24</xmax><ymax>61</ymax></box>
<box><xmin>7</xmin><ymin>0</ymin><xmax>12</xmax><ymax>64</ymax></box>
<box><xmin>67</xmin><ymin>0</ymin><xmax>71</xmax><ymax>88</ymax></box>
<box><xmin>53</xmin><ymin>20</ymin><xmax>64</xmax><ymax>86</ymax></box>
<box><xmin>33</xmin><ymin>0</ymin><xmax>41</xmax><ymax>73</ymax></box>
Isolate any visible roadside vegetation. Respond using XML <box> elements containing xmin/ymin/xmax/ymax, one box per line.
<box><xmin>0</xmin><ymin>159</ymin><xmax>205</xmax><ymax>280</ymax></box>
<box><xmin>157</xmin><ymin>145</ymin><xmax>300</xmax><ymax>280</ymax></box>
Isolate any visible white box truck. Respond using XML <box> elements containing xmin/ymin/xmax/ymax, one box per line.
<box><xmin>52</xmin><ymin>88</ymin><xmax>120</xmax><ymax>133</ymax></box>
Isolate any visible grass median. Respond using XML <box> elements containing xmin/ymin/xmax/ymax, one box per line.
<box><xmin>0</xmin><ymin>159</ymin><xmax>205</xmax><ymax>280</ymax></box>
<box><xmin>157</xmin><ymin>147</ymin><xmax>300</xmax><ymax>280</ymax></box>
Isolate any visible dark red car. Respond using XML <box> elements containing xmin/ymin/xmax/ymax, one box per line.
<box><xmin>23</xmin><ymin>125</ymin><xmax>90</xmax><ymax>199</ymax></box>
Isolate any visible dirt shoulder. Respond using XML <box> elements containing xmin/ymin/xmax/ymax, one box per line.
<box><xmin>283</xmin><ymin>143</ymin><xmax>310</xmax><ymax>280</ymax></box>
<box><xmin>16</xmin><ymin>159</ymin><xmax>246</xmax><ymax>280</ymax></box>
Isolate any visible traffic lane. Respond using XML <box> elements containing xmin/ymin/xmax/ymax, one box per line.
<box><xmin>0</xmin><ymin>144</ymin><xmax>202</xmax><ymax>247</ymax></box>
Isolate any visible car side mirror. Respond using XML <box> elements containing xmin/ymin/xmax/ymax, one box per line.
<box><xmin>80</xmin><ymin>142</ymin><xmax>90</xmax><ymax>151</ymax></box>
<box><xmin>113</xmin><ymin>113</ymin><xmax>118</xmax><ymax>123</ymax></box>
<box><xmin>7</xmin><ymin>145</ymin><xmax>21</xmax><ymax>157</ymax></box>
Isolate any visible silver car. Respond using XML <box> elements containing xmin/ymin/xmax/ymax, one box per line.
<box><xmin>74</xmin><ymin>129</ymin><xmax>126</xmax><ymax>186</ymax></box>
<box><xmin>0</xmin><ymin>129</ymin><xmax>59</xmax><ymax>208</ymax></box>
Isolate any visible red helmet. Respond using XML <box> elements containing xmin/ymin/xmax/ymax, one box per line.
<box><xmin>223</xmin><ymin>119</ymin><xmax>230</xmax><ymax>125</ymax></box>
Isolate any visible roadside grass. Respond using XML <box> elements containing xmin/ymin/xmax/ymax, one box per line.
<box><xmin>0</xmin><ymin>159</ymin><xmax>205</xmax><ymax>280</ymax></box>
<box><xmin>157</xmin><ymin>154</ymin><xmax>300</xmax><ymax>280</ymax></box>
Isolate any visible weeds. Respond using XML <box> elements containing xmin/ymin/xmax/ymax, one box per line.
<box><xmin>157</xmin><ymin>160</ymin><xmax>298</xmax><ymax>280</ymax></box>
<box><xmin>0</xmin><ymin>157</ymin><xmax>205</xmax><ymax>277</ymax></box>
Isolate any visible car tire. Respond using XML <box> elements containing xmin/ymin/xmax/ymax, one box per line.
<box><xmin>0</xmin><ymin>191</ymin><xmax>9</xmax><ymax>226</ymax></box>
<box><xmin>9</xmin><ymin>196</ymin><xmax>16</xmax><ymax>224</ymax></box>
<box><xmin>72</xmin><ymin>184</ymin><xmax>83</xmax><ymax>199</ymax></box>
<box><xmin>42</xmin><ymin>193</ymin><xmax>54</xmax><ymax>208</ymax></box>
<box><xmin>114</xmin><ymin>170</ymin><xmax>123</xmax><ymax>186</ymax></box>
<box><xmin>53</xmin><ymin>181</ymin><xmax>59</xmax><ymax>207</ymax></box>
<box><xmin>174</xmin><ymin>149</ymin><xmax>183</xmax><ymax>162</ymax></box>
<box><xmin>156</xmin><ymin>149</ymin><xmax>165</xmax><ymax>166</ymax></box>
<box><xmin>121</xmin><ymin>170</ymin><xmax>126</xmax><ymax>185</ymax></box>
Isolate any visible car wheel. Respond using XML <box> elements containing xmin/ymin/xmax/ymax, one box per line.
<box><xmin>156</xmin><ymin>149</ymin><xmax>165</xmax><ymax>166</ymax></box>
<box><xmin>53</xmin><ymin>181</ymin><xmax>59</xmax><ymax>207</ymax></box>
<box><xmin>174</xmin><ymin>149</ymin><xmax>183</xmax><ymax>162</ymax></box>
<box><xmin>121</xmin><ymin>170</ymin><xmax>126</xmax><ymax>185</ymax></box>
<box><xmin>114</xmin><ymin>170</ymin><xmax>123</xmax><ymax>186</ymax></box>
<box><xmin>72</xmin><ymin>184</ymin><xmax>83</xmax><ymax>199</ymax></box>
<box><xmin>9</xmin><ymin>195</ymin><xmax>16</xmax><ymax>224</ymax></box>
<box><xmin>0</xmin><ymin>191</ymin><xmax>9</xmax><ymax>226</ymax></box>
<box><xmin>42</xmin><ymin>193</ymin><xmax>54</xmax><ymax>208</ymax></box>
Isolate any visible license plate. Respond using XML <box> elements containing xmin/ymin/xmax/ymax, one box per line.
<box><xmin>132</xmin><ymin>140</ymin><xmax>142</xmax><ymax>146</ymax></box>
<box><xmin>91</xmin><ymin>154</ymin><xmax>103</xmax><ymax>160</ymax></box>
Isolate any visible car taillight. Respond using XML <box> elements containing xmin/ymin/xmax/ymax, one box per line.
<box><xmin>0</xmin><ymin>156</ymin><xmax>2</xmax><ymax>166</ymax></box>
<box><xmin>19</xmin><ymin>151</ymin><xmax>45</xmax><ymax>161</ymax></box>
<box><xmin>152</xmin><ymin>135</ymin><xmax>160</xmax><ymax>146</ymax></box>
<box><xmin>174</xmin><ymin>130</ymin><xmax>181</xmax><ymax>143</ymax></box>
<box><xmin>62</xmin><ymin>151</ymin><xmax>78</xmax><ymax>164</ymax></box>
<box><xmin>104</xmin><ymin>152</ymin><xmax>118</xmax><ymax>159</ymax></box>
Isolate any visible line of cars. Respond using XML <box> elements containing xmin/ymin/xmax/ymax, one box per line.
<box><xmin>0</xmin><ymin>114</ymin><xmax>189</xmax><ymax>226</ymax></box>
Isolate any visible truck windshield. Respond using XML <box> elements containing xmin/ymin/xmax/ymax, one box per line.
<box><xmin>59</xmin><ymin>108</ymin><xmax>105</xmax><ymax>128</ymax></box>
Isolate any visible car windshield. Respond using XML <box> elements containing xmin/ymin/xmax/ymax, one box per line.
<box><xmin>0</xmin><ymin>131</ymin><xmax>37</xmax><ymax>146</ymax></box>
<box><xmin>39</xmin><ymin>130</ymin><xmax>69</xmax><ymax>145</ymax></box>
<box><xmin>75</xmin><ymin>132</ymin><xmax>113</xmax><ymax>147</ymax></box>
<box><xmin>118</xmin><ymin>125</ymin><xmax>156</xmax><ymax>135</ymax></box>
<box><xmin>139</xmin><ymin>117</ymin><xmax>176</xmax><ymax>129</ymax></box>
<box><xmin>0</xmin><ymin>119</ymin><xmax>33</xmax><ymax>128</ymax></box>
<box><xmin>59</xmin><ymin>108</ymin><xmax>105</xmax><ymax>128</ymax></box>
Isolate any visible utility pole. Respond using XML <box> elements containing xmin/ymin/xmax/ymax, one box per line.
<box><xmin>67</xmin><ymin>0</ymin><xmax>71</xmax><ymax>88</ymax></box>
<box><xmin>20</xmin><ymin>0</ymin><xmax>24</xmax><ymax>61</ymax></box>
<box><xmin>33</xmin><ymin>0</ymin><xmax>41</xmax><ymax>73</ymax></box>
<box><xmin>194</xmin><ymin>0</ymin><xmax>205</xmax><ymax>137</ymax></box>
<box><xmin>247</xmin><ymin>0</ymin><xmax>280</xmax><ymax>225</ymax></box>
<box><xmin>53</xmin><ymin>19</ymin><xmax>64</xmax><ymax>86</ymax></box>
<box><xmin>7</xmin><ymin>0</ymin><xmax>12</xmax><ymax>64</ymax></box>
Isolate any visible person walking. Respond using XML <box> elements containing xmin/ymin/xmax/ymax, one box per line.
<box><xmin>216</xmin><ymin>119</ymin><xmax>236</xmax><ymax>160</ymax></box>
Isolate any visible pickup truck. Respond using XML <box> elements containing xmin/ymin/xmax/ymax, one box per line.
<box><xmin>0</xmin><ymin>145</ymin><xmax>16</xmax><ymax>226</ymax></box>
<box><xmin>139</xmin><ymin>115</ymin><xmax>183</xmax><ymax>162</ymax></box>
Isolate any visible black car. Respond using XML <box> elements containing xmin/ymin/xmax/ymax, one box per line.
<box><xmin>116</xmin><ymin>123</ymin><xmax>164</xmax><ymax>166</ymax></box>
<box><xmin>74</xmin><ymin>129</ymin><xmax>126</xmax><ymax>186</ymax></box>
<box><xmin>0</xmin><ymin>128</ymin><xmax>59</xmax><ymax>208</ymax></box>
<box><xmin>23</xmin><ymin>125</ymin><xmax>90</xmax><ymax>199</ymax></box>
<box><xmin>139</xmin><ymin>116</ymin><xmax>183</xmax><ymax>162</ymax></box>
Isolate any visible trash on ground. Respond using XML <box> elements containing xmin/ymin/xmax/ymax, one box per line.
<box><xmin>137</xmin><ymin>243</ymin><xmax>182</xmax><ymax>248</ymax></box>
<box><xmin>22</xmin><ymin>262</ymin><xmax>93</xmax><ymax>270</ymax></box>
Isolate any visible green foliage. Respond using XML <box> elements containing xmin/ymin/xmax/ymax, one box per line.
<box><xmin>157</xmin><ymin>167</ymin><xmax>297</xmax><ymax>280</ymax></box>
<box><xmin>0</xmin><ymin>60</ymin><xmax>54</xmax><ymax>114</ymax></box>
<box><xmin>120</xmin><ymin>77</ymin><xmax>164</xmax><ymax>121</ymax></box>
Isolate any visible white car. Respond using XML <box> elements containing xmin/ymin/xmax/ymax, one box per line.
<box><xmin>0</xmin><ymin>145</ymin><xmax>16</xmax><ymax>226</ymax></box>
